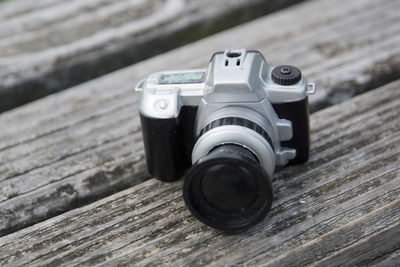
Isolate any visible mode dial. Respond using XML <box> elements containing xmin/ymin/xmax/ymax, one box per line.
<box><xmin>271</xmin><ymin>65</ymin><xmax>301</xmax><ymax>85</ymax></box>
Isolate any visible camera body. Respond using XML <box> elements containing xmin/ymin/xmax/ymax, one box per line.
<box><xmin>137</xmin><ymin>49</ymin><xmax>315</xmax><ymax>230</ymax></box>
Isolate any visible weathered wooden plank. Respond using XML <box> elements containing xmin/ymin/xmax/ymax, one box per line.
<box><xmin>0</xmin><ymin>0</ymin><xmax>304</xmax><ymax>112</ymax></box>
<box><xmin>312</xmin><ymin>221</ymin><xmax>400</xmax><ymax>266</ymax></box>
<box><xmin>0</xmin><ymin>0</ymin><xmax>61</xmax><ymax>20</ymax></box>
<box><xmin>0</xmin><ymin>80</ymin><xmax>399</xmax><ymax>266</ymax></box>
<box><xmin>1</xmin><ymin>0</ymin><xmax>400</xmax><ymax>237</ymax></box>
<box><xmin>371</xmin><ymin>248</ymin><xmax>400</xmax><ymax>266</ymax></box>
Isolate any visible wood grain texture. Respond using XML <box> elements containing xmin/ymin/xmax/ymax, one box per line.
<box><xmin>0</xmin><ymin>80</ymin><xmax>399</xmax><ymax>266</ymax></box>
<box><xmin>0</xmin><ymin>0</ymin><xmax>304</xmax><ymax>112</ymax></box>
<box><xmin>371</xmin><ymin>248</ymin><xmax>400</xmax><ymax>266</ymax></box>
<box><xmin>1</xmin><ymin>0</ymin><xmax>400</xmax><ymax>236</ymax></box>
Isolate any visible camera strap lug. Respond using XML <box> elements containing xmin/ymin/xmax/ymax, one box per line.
<box><xmin>134</xmin><ymin>78</ymin><xmax>145</xmax><ymax>92</ymax></box>
<box><xmin>307</xmin><ymin>82</ymin><xmax>316</xmax><ymax>95</ymax></box>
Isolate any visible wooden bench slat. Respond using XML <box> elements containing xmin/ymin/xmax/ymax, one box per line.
<box><xmin>1</xmin><ymin>0</ymin><xmax>400</xmax><ymax>236</ymax></box>
<box><xmin>313</xmin><ymin>217</ymin><xmax>400</xmax><ymax>266</ymax></box>
<box><xmin>369</xmin><ymin>248</ymin><xmax>400</xmax><ymax>266</ymax></box>
<box><xmin>0</xmin><ymin>0</ymin><xmax>304</xmax><ymax>112</ymax></box>
<box><xmin>0</xmin><ymin>80</ymin><xmax>399</xmax><ymax>266</ymax></box>
<box><xmin>0</xmin><ymin>0</ymin><xmax>62</xmax><ymax>20</ymax></box>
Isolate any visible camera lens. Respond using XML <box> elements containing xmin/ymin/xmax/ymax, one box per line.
<box><xmin>183</xmin><ymin>144</ymin><xmax>273</xmax><ymax>231</ymax></box>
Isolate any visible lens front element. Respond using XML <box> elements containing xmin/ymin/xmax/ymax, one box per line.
<box><xmin>202</xmin><ymin>164</ymin><xmax>257</xmax><ymax>212</ymax></box>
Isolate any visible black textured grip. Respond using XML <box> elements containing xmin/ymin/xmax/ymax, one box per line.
<box><xmin>272</xmin><ymin>98</ymin><xmax>310</xmax><ymax>164</ymax></box>
<box><xmin>140</xmin><ymin>113</ymin><xmax>187</xmax><ymax>182</ymax></box>
<box><xmin>198</xmin><ymin>117</ymin><xmax>274</xmax><ymax>149</ymax></box>
<box><xmin>140</xmin><ymin>106</ymin><xmax>198</xmax><ymax>182</ymax></box>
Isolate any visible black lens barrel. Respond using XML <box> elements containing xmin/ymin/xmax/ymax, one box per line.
<box><xmin>183</xmin><ymin>144</ymin><xmax>273</xmax><ymax>231</ymax></box>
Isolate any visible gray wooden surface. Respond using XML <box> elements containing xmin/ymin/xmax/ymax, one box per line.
<box><xmin>0</xmin><ymin>0</ymin><xmax>303</xmax><ymax>112</ymax></box>
<box><xmin>1</xmin><ymin>0</ymin><xmax>400</xmax><ymax>237</ymax></box>
<box><xmin>0</xmin><ymin>79</ymin><xmax>399</xmax><ymax>266</ymax></box>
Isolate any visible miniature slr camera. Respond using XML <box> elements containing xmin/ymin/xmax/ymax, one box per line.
<box><xmin>136</xmin><ymin>49</ymin><xmax>315</xmax><ymax>231</ymax></box>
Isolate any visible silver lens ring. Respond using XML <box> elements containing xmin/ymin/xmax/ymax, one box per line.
<box><xmin>192</xmin><ymin>125</ymin><xmax>275</xmax><ymax>176</ymax></box>
<box><xmin>196</xmin><ymin>106</ymin><xmax>276</xmax><ymax>146</ymax></box>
